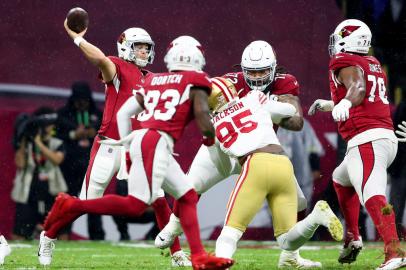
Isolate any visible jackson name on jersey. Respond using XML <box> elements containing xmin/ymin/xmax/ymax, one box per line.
<box><xmin>212</xmin><ymin>91</ymin><xmax>281</xmax><ymax>158</ymax></box>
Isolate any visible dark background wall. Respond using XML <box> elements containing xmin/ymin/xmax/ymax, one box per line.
<box><xmin>0</xmin><ymin>0</ymin><xmax>342</xmax><ymax>104</ymax></box>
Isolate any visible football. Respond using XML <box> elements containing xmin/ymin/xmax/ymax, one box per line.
<box><xmin>66</xmin><ymin>7</ymin><xmax>89</xmax><ymax>33</ymax></box>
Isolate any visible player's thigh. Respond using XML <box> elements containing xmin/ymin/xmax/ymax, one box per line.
<box><xmin>332</xmin><ymin>158</ymin><xmax>351</xmax><ymax>187</ymax></box>
<box><xmin>79</xmin><ymin>139</ymin><xmax>121</xmax><ymax>199</ymax></box>
<box><xmin>267</xmin><ymin>155</ymin><xmax>297</xmax><ymax>237</ymax></box>
<box><xmin>188</xmin><ymin>144</ymin><xmax>232</xmax><ymax>194</ymax></box>
<box><xmin>360</xmin><ymin>139</ymin><xmax>397</xmax><ymax>203</ymax></box>
<box><xmin>224</xmin><ymin>155</ymin><xmax>267</xmax><ymax>232</ymax></box>
<box><xmin>162</xmin><ymin>155</ymin><xmax>193</xmax><ymax>199</ymax></box>
<box><xmin>128</xmin><ymin>129</ymin><xmax>170</xmax><ymax>204</ymax></box>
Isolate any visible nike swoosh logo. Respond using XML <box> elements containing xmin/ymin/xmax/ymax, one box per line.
<box><xmin>159</xmin><ymin>236</ymin><xmax>165</xmax><ymax>241</ymax></box>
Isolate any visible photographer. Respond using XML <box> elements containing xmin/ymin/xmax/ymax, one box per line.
<box><xmin>11</xmin><ymin>107</ymin><xmax>67</xmax><ymax>240</ymax></box>
<box><xmin>56</xmin><ymin>82</ymin><xmax>103</xmax><ymax>240</ymax></box>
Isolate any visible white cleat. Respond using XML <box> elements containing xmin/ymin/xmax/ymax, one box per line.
<box><xmin>155</xmin><ymin>215</ymin><xmax>183</xmax><ymax>249</ymax></box>
<box><xmin>38</xmin><ymin>231</ymin><xmax>56</xmax><ymax>266</ymax></box>
<box><xmin>312</xmin><ymin>200</ymin><xmax>343</xmax><ymax>241</ymax></box>
<box><xmin>171</xmin><ymin>250</ymin><xmax>192</xmax><ymax>267</ymax></box>
<box><xmin>0</xmin><ymin>235</ymin><xmax>11</xmax><ymax>265</ymax></box>
<box><xmin>278</xmin><ymin>249</ymin><xmax>322</xmax><ymax>269</ymax></box>
<box><xmin>338</xmin><ymin>237</ymin><xmax>363</xmax><ymax>264</ymax></box>
<box><xmin>376</xmin><ymin>257</ymin><xmax>406</xmax><ymax>270</ymax></box>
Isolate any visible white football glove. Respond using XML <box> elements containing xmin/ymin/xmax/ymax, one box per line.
<box><xmin>308</xmin><ymin>99</ymin><xmax>335</xmax><ymax>115</ymax></box>
<box><xmin>332</xmin><ymin>99</ymin><xmax>352</xmax><ymax>122</ymax></box>
<box><xmin>395</xmin><ymin>121</ymin><xmax>406</xmax><ymax>142</ymax></box>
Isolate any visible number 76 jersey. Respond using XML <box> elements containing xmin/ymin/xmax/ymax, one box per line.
<box><xmin>329</xmin><ymin>53</ymin><xmax>393</xmax><ymax>141</ymax></box>
<box><xmin>212</xmin><ymin>91</ymin><xmax>281</xmax><ymax>158</ymax></box>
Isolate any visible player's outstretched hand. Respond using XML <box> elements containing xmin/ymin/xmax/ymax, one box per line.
<box><xmin>64</xmin><ymin>19</ymin><xmax>87</xmax><ymax>39</ymax></box>
<box><xmin>396</xmin><ymin>121</ymin><xmax>406</xmax><ymax>142</ymax></box>
<box><xmin>308</xmin><ymin>99</ymin><xmax>335</xmax><ymax>115</ymax></box>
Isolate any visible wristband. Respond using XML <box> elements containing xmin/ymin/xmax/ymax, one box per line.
<box><xmin>74</xmin><ymin>36</ymin><xmax>85</xmax><ymax>47</ymax></box>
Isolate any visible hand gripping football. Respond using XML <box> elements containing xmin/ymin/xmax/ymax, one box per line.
<box><xmin>66</xmin><ymin>7</ymin><xmax>89</xmax><ymax>33</ymax></box>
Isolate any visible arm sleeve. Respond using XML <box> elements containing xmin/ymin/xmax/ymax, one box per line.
<box><xmin>263</xmin><ymin>100</ymin><xmax>297</xmax><ymax>124</ymax></box>
<box><xmin>116</xmin><ymin>96</ymin><xmax>143</xmax><ymax>149</ymax></box>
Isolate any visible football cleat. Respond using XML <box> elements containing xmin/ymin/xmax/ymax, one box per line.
<box><xmin>155</xmin><ymin>216</ymin><xmax>183</xmax><ymax>249</ymax></box>
<box><xmin>191</xmin><ymin>252</ymin><xmax>234</xmax><ymax>270</ymax></box>
<box><xmin>312</xmin><ymin>200</ymin><xmax>343</xmax><ymax>241</ymax></box>
<box><xmin>278</xmin><ymin>249</ymin><xmax>322</xmax><ymax>268</ymax></box>
<box><xmin>38</xmin><ymin>231</ymin><xmax>56</xmax><ymax>266</ymax></box>
<box><xmin>0</xmin><ymin>235</ymin><xmax>11</xmax><ymax>265</ymax></box>
<box><xmin>376</xmin><ymin>257</ymin><xmax>406</xmax><ymax>270</ymax></box>
<box><xmin>338</xmin><ymin>237</ymin><xmax>363</xmax><ymax>264</ymax></box>
<box><xmin>171</xmin><ymin>250</ymin><xmax>192</xmax><ymax>267</ymax></box>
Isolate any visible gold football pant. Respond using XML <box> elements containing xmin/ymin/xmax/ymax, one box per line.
<box><xmin>225</xmin><ymin>153</ymin><xmax>297</xmax><ymax>237</ymax></box>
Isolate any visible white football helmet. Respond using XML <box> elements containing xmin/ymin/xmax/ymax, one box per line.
<box><xmin>169</xmin><ymin>35</ymin><xmax>204</xmax><ymax>52</ymax></box>
<box><xmin>241</xmin><ymin>40</ymin><xmax>277</xmax><ymax>91</ymax></box>
<box><xmin>164</xmin><ymin>36</ymin><xmax>205</xmax><ymax>71</ymax></box>
<box><xmin>117</xmin><ymin>27</ymin><xmax>155</xmax><ymax>67</ymax></box>
<box><xmin>329</xmin><ymin>19</ymin><xmax>372</xmax><ymax>57</ymax></box>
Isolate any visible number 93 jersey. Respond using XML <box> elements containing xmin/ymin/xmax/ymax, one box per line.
<box><xmin>212</xmin><ymin>91</ymin><xmax>281</xmax><ymax>158</ymax></box>
<box><xmin>329</xmin><ymin>53</ymin><xmax>393</xmax><ymax>141</ymax></box>
<box><xmin>137</xmin><ymin>70</ymin><xmax>211</xmax><ymax>141</ymax></box>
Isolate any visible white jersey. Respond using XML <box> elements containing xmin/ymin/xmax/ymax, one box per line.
<box><xmin>212</xmin><ymin>91</ymin><xmax>285</xmax><ymax>158</ymax></box>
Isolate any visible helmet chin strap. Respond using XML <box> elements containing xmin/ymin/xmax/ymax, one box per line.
<box><xmin>134</xmin><ymin>58</ymin><xmax>148</xmax><ymax>67</ymax></box>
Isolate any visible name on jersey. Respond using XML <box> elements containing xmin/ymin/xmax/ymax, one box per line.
<box><xmin>212</xmin><ymin>101</ymin><xmax>244</xmax><ymax>124</ymax></box>
<box><xmin>369</xmin><ymin>63</ymin><xmax>382</xmax><ymax>73</ymax></box>
<box><xmin>151</xmin><ymin>74</ymin><xmax>183</xmax><ymax>85</ymax></box>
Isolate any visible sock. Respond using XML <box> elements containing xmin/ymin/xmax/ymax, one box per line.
<box><xmin>276</xmin><ymin>212</ymin><xmax>320</xmax><ymax>251</ymax></box>
<box><xmin>365</xmin><ymin>195</ymin><xmax>400</xmax><ymax>258</ymax></box>
<box><xmin>151</xmin><ymin>197</ymin><xmax>181</xmax><ymax>255</ymax></box>
<box><xmin>333</xmin><ymin>181</ymin><xmax>360</xmax><ymax>243</ymax></box>
<box><xmin>215</xmin><ymin>226</ymin><xmax>243</xmax><ymax>258</ymax></box>
<box><xmin>71</xmin><ymin>195</ymin><xmax>147</xmax><ymax>216</ymax></box>
<box><xmin>174</xmin><ymin>189</ymin><xmax>205</xmax><ymax>255</ymax></box>
<box><xmin>46</xmin><ymin>195</ymin><xmax>147</xmax><ymax>239</ymax></box>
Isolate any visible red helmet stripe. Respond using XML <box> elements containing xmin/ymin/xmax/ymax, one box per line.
<box><xmin>212</xmin><ymin>78</ymin><xmax>233</xmax><ymax>102</ymax></box>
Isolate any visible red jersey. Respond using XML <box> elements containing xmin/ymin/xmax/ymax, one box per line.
<box><xmin>98</xmin><ymin>56</ymin><xmax>149</xmax><ymax>139</ymax></box>
<box><xmin>222</xmin><ymin>71</ymin><xmax>300</xmax><ymax>132</ymax></box>
<box><xmin>137</xmin><ymin>71</ymin><xmax>211</xmax><ymax>141</ymax></box>
<box><xmin>329</xmin><ymin>53</ymin><xmax>393</xmax><ymax>141</ymax></box>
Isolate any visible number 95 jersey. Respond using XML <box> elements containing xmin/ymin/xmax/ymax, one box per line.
<box><xmin>329</xmin><ymin>53</ymin><xmax>393</xmax><ymax>141</ymax></box>
<box><xmin>212</xmin><ymin>91</ymin><xmax>281</xmax><ymax>158</ymax></box>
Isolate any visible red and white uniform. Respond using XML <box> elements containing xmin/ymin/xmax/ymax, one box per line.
<box><xmin>330</xmin><ymin>53</ymin><xmax>398</xmax><ymax>204</ymax></box>
<box><xmin>128</xmin><ymin>71</ymin><xmax>212</xmax><ymax>204</ymax></box>
<box><xmin>188</xmin><ymin>71</ymin><xmax>307</xmax><ymax>212</ymax></box>
<box><xmin>80</xmin><ymin>56</ymin><xmax>149</xmax><ymax>199</ymax></box>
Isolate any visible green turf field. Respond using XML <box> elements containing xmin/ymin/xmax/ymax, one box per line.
<box><xmin>2</xmin><ymin>240</ymin><xmax>402</xmax><ymax>269</ymax></box>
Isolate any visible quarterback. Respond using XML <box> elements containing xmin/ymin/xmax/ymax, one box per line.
<box><xmin>37</xmin><ymin>19</ymin><xmax>187</xmax><ymax>266</ymax></box>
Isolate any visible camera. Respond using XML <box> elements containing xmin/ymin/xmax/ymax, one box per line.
<box><xmin>13</xmin><ymin>113</ymin><xmax>58</xmax><ymax>149</ymax></box>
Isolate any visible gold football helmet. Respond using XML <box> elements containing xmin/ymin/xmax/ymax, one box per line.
<box><xmin>209</xmin><ymin>77</ymin><xmax>238</xmax><ymax>113</ymax></box>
